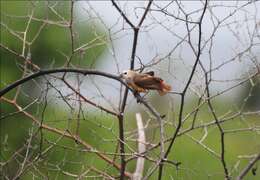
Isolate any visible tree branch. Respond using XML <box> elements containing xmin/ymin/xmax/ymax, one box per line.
<box><xmin>158</xmin><ymin>0</ymin><xmax>208</xmax><ymax>179</ymax></box>
<box><xmin>111</xmin><ymin>1</ymin><xmax>153</xmax><ymax>179</ymax></box>
<box><xmin>236</xmin><ymin>153</ymin><xmax>260</xmax><ymax>180</ymax></box>
<box><xmin>0</xmin><ymin>68</ymin><xmax>124</xmax><ymax>97</ymax></box>
<box><xmin>133</xmin><ymin>113</ymin><xmax>146</xmax><ymax>180</ymax></box>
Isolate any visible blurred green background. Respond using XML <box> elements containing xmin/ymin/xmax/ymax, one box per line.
<box><xmin>1</xmin><ymin>1</ymin><xmax>259</xmax><ymax>180</ymax></box>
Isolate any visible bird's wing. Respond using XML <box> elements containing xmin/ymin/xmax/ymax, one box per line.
<box><xmin>144</xmin><ymin>71</ymin><xmax>154</xmax><ymax>76</ymax></box>
<box><xmin>133</xmin><ymin>74</ymin><xmax>162</xmax><ymax>90</ymax></box>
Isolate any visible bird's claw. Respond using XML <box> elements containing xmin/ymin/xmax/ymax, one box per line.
<box><xmin>133</xmin><ymin>90</ymin><xmax>139</xmax><ymax>97</ymax></box>
<box><xmin>133</xmin><ymin>91</ymin><xmax>142</xmax><ymax>103</ymax></box>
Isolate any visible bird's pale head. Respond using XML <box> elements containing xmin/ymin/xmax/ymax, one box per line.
<box><xmin>120</xmin><ymin>70</ymin><xmax>135</xmax><ymax>80</ymax></box>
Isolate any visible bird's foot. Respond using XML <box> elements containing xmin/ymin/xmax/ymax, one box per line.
<box><xmin>133</xmin><ymin>91</ymin><xmax>143</xmax><ymax>103</ymax></box>
<box><xmin>133</xmin><ymin>90</ymin><xmax>139</xmax><ymax>97</ymax></box>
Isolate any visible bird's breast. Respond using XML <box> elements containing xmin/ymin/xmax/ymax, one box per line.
<box><xmin>125</xmin><ymin>78</ymin><xmax>132</xmax><ymax>84</ymax></box>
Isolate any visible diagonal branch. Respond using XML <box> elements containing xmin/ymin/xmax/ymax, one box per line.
<box><xmin>236</xmin><ymin>152</ymin><xmax>260</xmax><ymax>180</ymax></box>
<box><xmin>157</xmin><ymin>1</ymin><xmax>208</xmax><ymax>179</ymax></box>
<box><xmin>111</xmin><ymin>0</ymin><xmax>135</xmax><ymax>29</ymax></box>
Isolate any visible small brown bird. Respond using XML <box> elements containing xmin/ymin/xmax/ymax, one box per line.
<box><xmin>120</xmin><ymin>70</ymin><xmax>171</xmax><ymax>96</ymax></box>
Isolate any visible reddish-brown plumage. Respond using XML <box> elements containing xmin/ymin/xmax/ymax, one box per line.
<box><xmin>159</xmin><ymin>81</ymin><xmax>172</xmax><ymax>95</ymax></box>
<box><xmin>120</xmin><ymin>70</ymin><xmax>172</xmax><ymax>96</ymax></box>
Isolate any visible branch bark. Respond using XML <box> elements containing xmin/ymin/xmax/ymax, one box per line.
<box><xmin>111</xmin><ymin>1</ymin><xmax>153</xmax><ymax>179</ymax></box>
<box><xmin>133</xmin><ymin>113</ymin><xmax>146</xmax><ymax>180</ymax></box>
<box><xmin>236</xmin><ymin>153</ymin><xmax>260</xmax><ymax>180</ymax></box>
<box><xmin>157</xmin><ymin>1</ymin><xmax>208</xmax><ymax>179</ymax></box>
<box><xmin>0</xmin><ymin>68</ymin><xmax>124</xmax><ymax>97</ymax></box>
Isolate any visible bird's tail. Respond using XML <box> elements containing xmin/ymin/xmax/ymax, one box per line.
<box><xmin>158</xmin><ymin>82</ymin><xmax>172</xmax><ymax>96</ymax></box>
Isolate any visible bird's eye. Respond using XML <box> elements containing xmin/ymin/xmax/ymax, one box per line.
<box><xmin>124</xmin><ymin>72</ymin><xmax>127</xmax><ymax>75</ymax></box>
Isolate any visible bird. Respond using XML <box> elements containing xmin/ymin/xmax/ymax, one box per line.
<box><xmin>120</xmin><ymin>70</ymin><xmax>171</xmax><ymax>96</ymax></box>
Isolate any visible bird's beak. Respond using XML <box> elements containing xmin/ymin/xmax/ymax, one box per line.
<box><xmin>119</xmin><ymin>73</ymin><xmax>123</xmax><ymax>78</ymax></box>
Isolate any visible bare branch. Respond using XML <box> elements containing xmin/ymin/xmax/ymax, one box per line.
<box><xmin>236</xmin><ymin>153</ymin><xmax>260</xmax><ymax>180</ymax></box>
<box><xmin>132</xmin><ymin>113</ymin><xmax>146</xmax><ymax>180</ymax></box>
